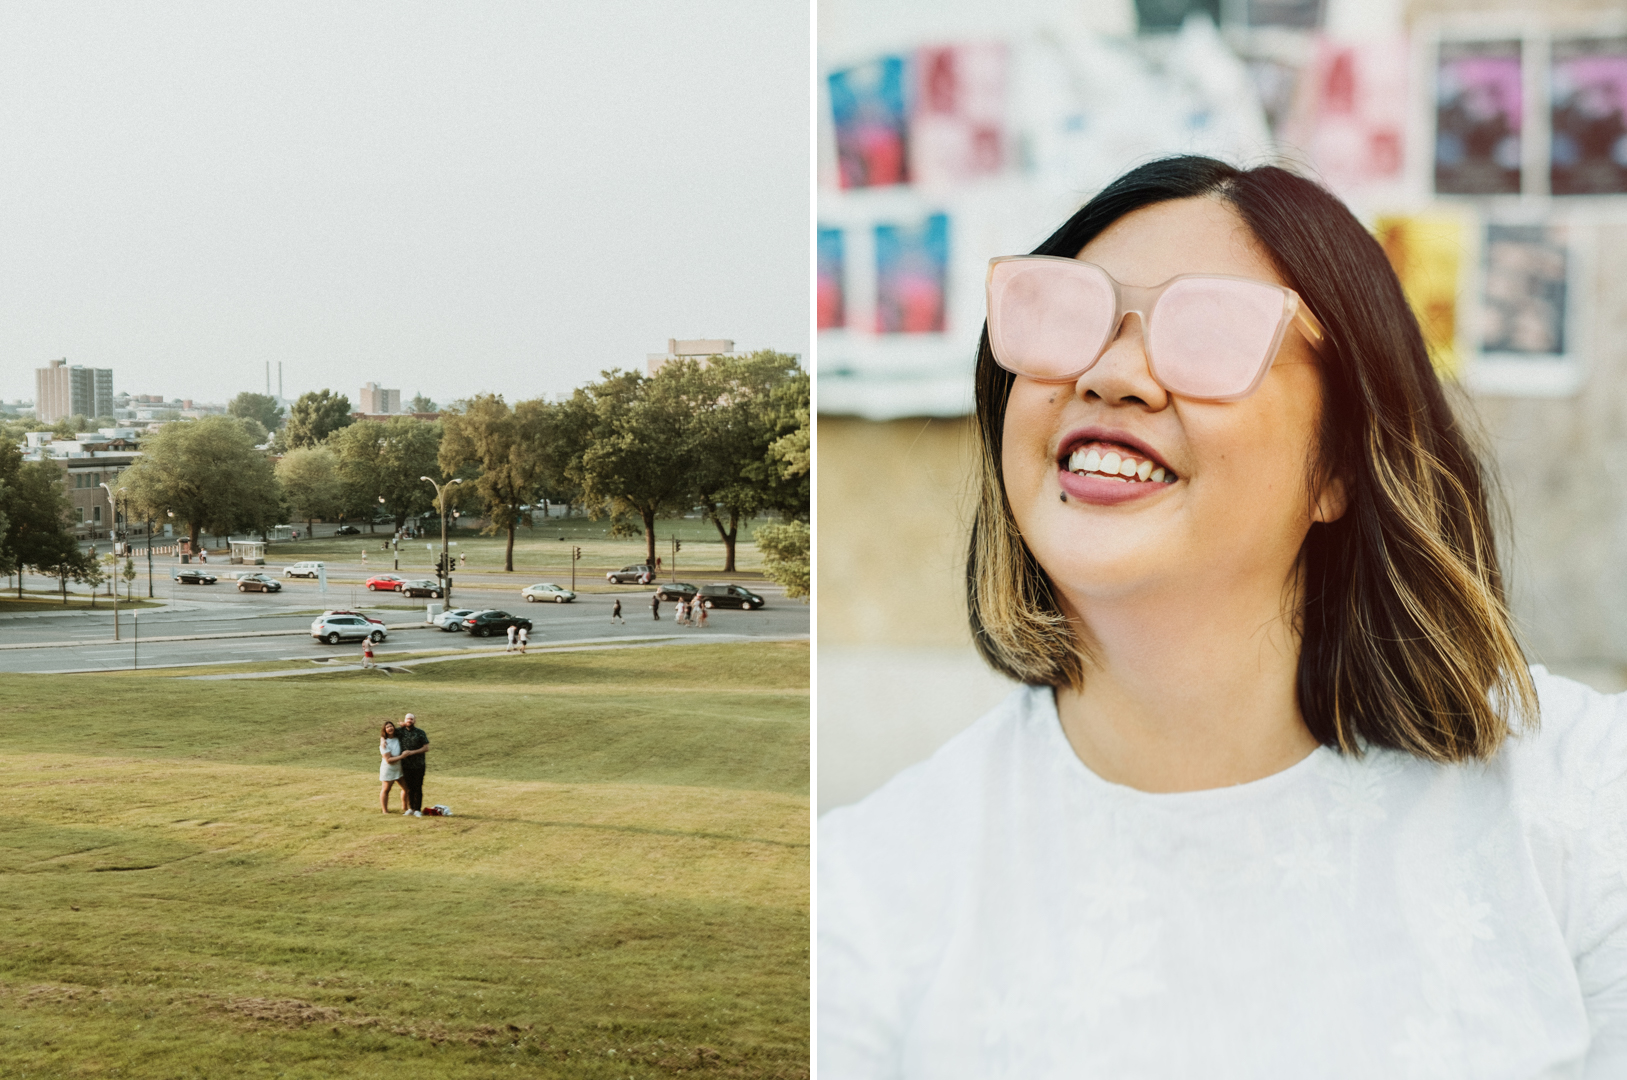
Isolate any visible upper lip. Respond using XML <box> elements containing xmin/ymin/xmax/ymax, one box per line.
<box><xmin>1055</xmin><ymin>425</ymin><xmax>1172</xmax><ymax>472</ymax></box>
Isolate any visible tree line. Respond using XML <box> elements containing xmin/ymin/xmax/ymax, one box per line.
<box><xmin>0</xmin><ymin>351</ymin><xmax>809</xmax><ymax>597</ymax></box>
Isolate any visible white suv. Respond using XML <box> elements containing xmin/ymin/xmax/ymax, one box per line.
<box><xmin>311</xmin><ymin>613</ymin><xmax>386</xmax><ymax>644</ymax></box>
<box><xmin>285</xmin><ymin>561</ymin><xmax>325</xmax><ymax>579</ymax></box>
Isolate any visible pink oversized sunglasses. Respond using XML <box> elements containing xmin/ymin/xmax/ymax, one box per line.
<box><xmin>985</xmin><ymin>255</ymin><xmax>1327</xmax><ymax>402</ymax></box>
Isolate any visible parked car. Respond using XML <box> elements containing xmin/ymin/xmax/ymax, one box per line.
<box><xmin>654</xmin><ymin>581</ymin><xmax>699</xmax><ymax>602</ymax></box>
<box><xmin>236</xmin><ymin>573</ymin><xmax>282</xmax><ymax>593</ymax></box>
<box><xmin>399</xmin><ymin>578</ymin><xmax>443</xmax><ymax>598</ymax></box>
<box><xmin>462</xmin><ymin>610</ymin><xmax>532</xmax><ymax>637</ymax></box>
<box><xmin>310</xmin><ymin>612</ymin><xmax>387</xmax><ymax>644</ymax></box>
<box><xmin>285</xmin><ymin>561</ymin><xmax>325</xmax><ymax>579</ymax></box>
<box><xmin>432</xmin><ymin>607</ymin><xmax>478</xmax><ymax>631</ymax></box>
<box><xmin>607</xmin><ymin>563</ymin><xmax>655</xmax><ymax>584</ymax></box>
<box><xmin>171</xmin><ymin>567</ymin><xmax>218</xmax><ymax>585</ymax></box>
<box><xmin>697</xmin><ymin>583</ymin><xmax>765</xmax><ymax>610</ymax></box>
<box><xmin>521</xmin><ymin>582</ymin><xmax>576</xmax><ymax>603</ymax></box>
<box><xmin>334</xmin><ymin>525</ymin><xmax>361</xmax><ymax>535</ymax></box>
<box><xmin>366</xmin><ymin>574</ymin><xmax>406</xmax><ymax>592</ymax></box>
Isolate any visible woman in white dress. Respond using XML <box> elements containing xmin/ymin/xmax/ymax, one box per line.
<box><xmin>378</xmin><ymin>720</ymin><xmax>405</xmax><ymax>813</ymax></box>
<box><xmin>819</xmin><ymin>157</ymin><xmax>1627</xmax><ymax>1077</ymax></box>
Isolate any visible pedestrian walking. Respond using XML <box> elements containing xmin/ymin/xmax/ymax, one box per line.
<box><xmin>460</xmin><ymin>551</ymin><xmax>467</xmax><ymax>570</ymax></box>
<box><xmin>675</xmin><ymin>596</ymin><xmax>688</xmax><ymax>626</ymax></box>
<box><xmin>517</xmin><ymin>625</ymin><xmax>529</xmax><ymax>654</ymax></box>
<box><xmin>651</xmin><ymin>593</ymin><xmax>661</xmax><ymax>620</ymax></box>
<box><xmin>696</xmin><ymin>598</ymin><xmax>708</xmax><ymax>628</ymax></box>
<box><xmin>362</xmin><ymin>639</ymin><xmax>376</xmax><ymax>669</ymax></box>
<box><xmin>505</xmin><ymin>623</ymin><xmax>518</xmax><ymax>652</ymax></box>
<box><xmin>611</xmin><ymin>598</ymin><xmax>624</xmax><ymax>624</ymax></box>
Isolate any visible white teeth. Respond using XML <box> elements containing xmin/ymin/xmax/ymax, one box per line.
<box><xmin>1064</xmin><ymin>445</ymin><xmax>1176</xmax><ymax>484</ymax></box>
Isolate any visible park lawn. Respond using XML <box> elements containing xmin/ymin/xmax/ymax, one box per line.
<box><xmin>0</xmin><ymin>641</ymin><xmax>810</xmax><ymax>1079</ymax></box>
<box><xmin>0</xmin><ymin>594</ymin><xmax>167</xmax><ymax>613</ymax></box>
<box><xmin>261</xmin><ymin>515</ymin><xmax>770</xmax><ymax>578</ymax></box>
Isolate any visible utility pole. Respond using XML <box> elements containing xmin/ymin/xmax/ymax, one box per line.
<box><xmin>99</xmin><ymin>483</ymin><xmax>119</xmax><ymax>641</ymax></box>
<box><xmin>571</xmin><ymin>545</ymin><xmax>581</xmax><ymax>591</ymax></box>
<box><xmin>671</xmin><ymin>535</ymin><xmax>680</xmax><ymax>582</ymax></box>
<box><xmin>420</xmin><ymin>476</ymin><xmax>463</xmax><ymax>603</ymax></box>
<box><xmin>146</xmin><ymin>518</ymin><xmax>155</xmax><ymax>598</ymax></box>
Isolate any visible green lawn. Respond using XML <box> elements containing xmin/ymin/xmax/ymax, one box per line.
<box><xmin>264</xmin><ymin>516</ymin><xmax>771</xmax><ymax>579</ymax></box>
<box><xmin>0</xmin><ymin>642</ymin><xmax>809</xmax><ymax>1078</ymax></box>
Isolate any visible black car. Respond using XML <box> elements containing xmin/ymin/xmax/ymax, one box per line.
<box><xmin>462</xmin><ymin>610</ymin><xmax>533</xmax><ymax>638</ymax></box>
<box><xmin>697</xmin><ymin>584</ymin><xmax>764</xmax><ymax>610</ymax></box>
<box><xmin>172</xmin><ymin>567</ymin><xmax>218</xmax><ymax>585</ymax></box>
<box><xmin>655</xmin><ymin>581</ymin><xmax>699</xmax><ymax>601</ymax></box>
<box><xmin>334</xmin><ymin>525</ymin><xmax>361</xmax><ymax>535</ymax></box>
<box><xmin>606</xmin><ymin>563</ymin><xmax>655</xmax><ymax>584</ymax></box>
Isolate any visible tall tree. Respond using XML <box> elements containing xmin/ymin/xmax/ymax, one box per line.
<box><xmin>275</xmin><ymin>447</ymin><xmax>345</xmax><ymax>540</ymax></box>
<box><xmin>409</xmin><ymin>393</ymin><xmax>437</xmax><ymax>414</ymax></box>
<box><xmin>690</xmin><ymin>352</ymin><xmax>808</xmax><ymax>571</ymax></box>
<box><xmin>438</xmin><ymin>395</ymin><xmax>549</xmax><ymax>572</ymax></box>
<box><xmin>566</xmin><ymin>366</ymin><xmax>709</xmax><ymax>566</ymax></box>
<box><xmin>285</xmin><ymin>390</ymin><xmax>354</xmax><ymax>449</ymax></box>
<box><xmin>228</xmin><ymin>391</ymin><xmax>285</xmax><ymax>432</ymax></box>
<box><xmin>330</xmin><ymin>417</ymin><xmax>442</xmax><ymax>533</ymax></box>
<box><xmin>117</xmin><ymin>416</ymin><xmax>281</xmax><ymax>552</ymax></box>
<box><xmin>0</xmin><ymin>449</ymin><xmax>83</xmax><ymax>599</ymax></box>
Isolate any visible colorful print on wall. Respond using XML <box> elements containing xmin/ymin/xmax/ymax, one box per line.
<box><xmin>818</xmin><ymin>227</ymin><xmax>846</xmax><ymax>331</ymax></box>
<box><xmin>875</xmin><ymin>213</ymin><xmax>949</xmax><ymax>334</ymax></box>
<box><xmin>910</xmin><ymin>44</ymin><xmax>1006</xmax><ymax>186</ymax></box>
<box><xmin>1374</xmin><ymin>215</ymin><xmax>1463</xmax><ymax>377</ymax></box>
<box><xmin>1435</xmin><ymin>39</ymin><xmax>1523</xmax><ymax>195</ymax></box>
<box><xmin>829</xmin><ymin>56</ymin><xmax>910</xmax><ymax>190</ymax></box>
<box><xmin>1550</xmin><ymin>37</ymin><xmax>1627</xmax><ymax>196</ymax></box>
<box><xmin>1286</xmin><ymin>37</ymin><xmax>1407</xmax><ymax>194</ymax></box>
<box><xmin>1481</xmin><ymin>223</ymin><xmax>1568</xmax><ymax>357</ymax></box>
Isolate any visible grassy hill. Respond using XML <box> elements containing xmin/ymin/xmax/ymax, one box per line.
<box><xmin>0</xmin><ymin>641</ymin><xmax>809</xmax><ymax>1078</ymax></box>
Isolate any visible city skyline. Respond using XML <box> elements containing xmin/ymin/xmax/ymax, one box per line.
<box><xmin>0</xmin><ymin>3</ymin><xmax>810</xmax><ymax>405</ymax></box>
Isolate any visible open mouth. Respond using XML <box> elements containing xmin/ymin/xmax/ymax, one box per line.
<box><xmin>1058</xmin><ymin>441</ymin><xmax>1178</xmax><ymax>485</ymax></box>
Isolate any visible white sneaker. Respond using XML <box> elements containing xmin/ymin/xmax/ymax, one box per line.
<box><xmin>413</xmin><ymin>810</ymin><xmax>423</xmax><ymax>817</ymax></box>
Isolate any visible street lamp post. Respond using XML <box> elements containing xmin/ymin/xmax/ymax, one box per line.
<box><xmin>98</xmin><ymin>483</ymin><xmax>119</xmax><ymax>641</ymax></box>
<box><xmin>379</xmin><ymin>497</ymin><xmax>399</xmax><ymax>569</ymax></box>
<box><xmin>420</xmin><ymin>477</ymin><xmax>463</xmax><ymax>603</ymax></box>
<box><xmin>146</xmin><ymin>518</ymin><xmax>155</xmax><ymax>598</ymax></box>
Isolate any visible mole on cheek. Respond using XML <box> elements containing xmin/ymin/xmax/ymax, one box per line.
<box><xmin>1048</xmin><ymin>393</ymin><xmax>1057</xmax><ymax>403</ymax></box>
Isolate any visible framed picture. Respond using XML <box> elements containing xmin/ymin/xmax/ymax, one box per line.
<box><xmin>1434</xmin><ymin>38</ymin><xmax>1524</xmax><ymax>195</ymax></box>
<box><xmin>1550</xmin><ymin>36</ymin><xmax>1627</xmax><ymax>196</ymax></box>
<box><xmin>818</xmin><ymin>227</ymin><xmax>846</xmax><ymax>331</ymax></box>
<box><xmin>828</xmin><ymin>56</ymin><xmax>910</xmax><ymax>190</ymax></box>
<box><xmin>1467</xmin><ymin>220</ymin><xmax>1587</xmax><ymax>396</ymax></box>
<box><xmin>1373</xmin><ymin>213</ymin><xmax>1467</xmax><ymax>379</ymax></box>
<box><xmin>910</xmin><ymin>44</ymin><xmax>1007</xmax><ymax>187</ymax></box>
<box><xmin>874</xmin><ymin>213</ymin><xmax>949</xmax><ymax>334</ymax></box>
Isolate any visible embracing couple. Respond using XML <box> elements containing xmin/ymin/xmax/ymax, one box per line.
<box><xmin>378</xmin><ymin>713</ymin><xmax>430</xmax><ymax>815</ymax></box>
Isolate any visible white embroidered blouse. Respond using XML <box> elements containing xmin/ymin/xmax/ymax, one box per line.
<box><xmin>818</xmin><ymin>667</ymin><xmax>1627</xmax><ymax>1079</ymax></box>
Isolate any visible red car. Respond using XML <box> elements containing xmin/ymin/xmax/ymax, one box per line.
<box><xmin>366</xmin><ymin>574</ymin><xmax>406</xmax><ymax>592</ymax></box>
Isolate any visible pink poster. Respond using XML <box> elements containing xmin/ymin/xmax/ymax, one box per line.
<box><xmin>909</xmin><ymin>44</ymin><xmax>1006</xmax><ymax>186</ymax></box>
<box><xmin>1285</xmin><ymin>37</ymin><xmax>1408</xmax><ymax>194</ymax></box>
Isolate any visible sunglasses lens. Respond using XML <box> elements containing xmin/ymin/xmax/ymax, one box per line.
<box><xmin>1149</xmin><ymin>278</ymin><xmax>1289</xmax><ymax>399</ymax></box>
<box><xmin>990</xmin><ymin>260</ymin><xmax>1115</xmax><ymax>379</ymax></box>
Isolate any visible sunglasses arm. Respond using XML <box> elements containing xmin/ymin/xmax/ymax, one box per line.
<box><xmin>1291</xmin><ymin>298</ymin><xmax>1326</xmax><ymax>352</ymax></box>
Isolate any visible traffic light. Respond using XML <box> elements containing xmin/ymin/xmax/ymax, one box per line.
<box><xmin>674</xmin><ymin>539</ymin><xmax>681</xmax><ymax>553</ymax></box>
<box><xmin>572</xmin><ymin>545</ymin><xmax>581</xmax><ymax>561</ymax></box>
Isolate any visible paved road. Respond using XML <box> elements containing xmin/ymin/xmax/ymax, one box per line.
<box><xmin>0</xmin><ymin>585</ymin><xmax>807</xmax><ymax>674</ymax></box>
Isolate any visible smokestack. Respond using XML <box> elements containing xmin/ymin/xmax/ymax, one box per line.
<box><xmin>278</xmin><ymin>362</ymin><xmax>283</xmax><ymax>399</ymax></box>
<box><xmin>265</xmin><ymin>362</ymin><xmax>270</xmax><ymax>395</ymax></box>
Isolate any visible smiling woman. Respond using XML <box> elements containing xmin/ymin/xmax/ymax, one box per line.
<box><xmin>818</xmin><ymin>158</ymin><xmax>1627</xmax><ymax>1077</ymax></box>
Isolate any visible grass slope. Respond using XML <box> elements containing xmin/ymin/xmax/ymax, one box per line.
<box><xmin>0</xmin><ymin>642</ymin><xmax>809</xmax><ymax>1078</ymax></box>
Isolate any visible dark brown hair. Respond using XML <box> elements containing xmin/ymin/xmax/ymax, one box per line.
<box><xmin>381</xmin><ymin>721</ymin><xmax>397</xmax><ymax>739</ymax></box>
<box><xmin>967</xmin><ymin>156</ymin><xmax>1535</xmax><ymax>762</ymax></box>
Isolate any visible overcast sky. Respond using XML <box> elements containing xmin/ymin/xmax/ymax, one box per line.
<box><xmin>0</xmin><ymin>1</ymin><xmax>810</xmax><ymax>409</ymax></box>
